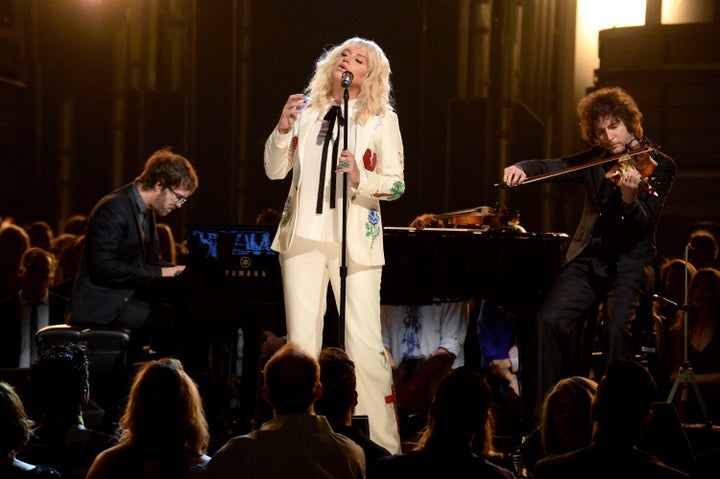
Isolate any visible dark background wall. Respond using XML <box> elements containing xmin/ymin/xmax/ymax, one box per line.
<box><xmin>1</xmin><ymin>0</ymin><xmax>719</xmax><ymax>260</ymax></box>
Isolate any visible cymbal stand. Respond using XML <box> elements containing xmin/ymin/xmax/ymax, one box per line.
<box><xmin>665</xmin><ymin>243</ymin><xmax>712</xmax><ymax>426</ymax></box>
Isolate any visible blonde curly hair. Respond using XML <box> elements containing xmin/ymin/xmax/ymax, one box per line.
<box><xmin>306</xmin><ymin>37</ymin><xmax>394</xmax><ymax>125</ymax></box>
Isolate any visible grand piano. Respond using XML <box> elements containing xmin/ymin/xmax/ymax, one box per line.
<box><xmin>179</xmin><ymin>224</ymin><xmax>569</xmax><ymax>319</ymax></box>
<box><xmin>381</xmin><ymin>226</ymin><xmax>569</xmax><ymax>307</ymax></box>
<box><xmin>175</xmin><ymin>223</ymin><xmax>569</xmax><ymax>429</ymax></box>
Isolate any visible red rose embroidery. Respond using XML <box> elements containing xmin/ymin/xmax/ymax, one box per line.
<box><xmin>363</xmin><ymin>148</ymin><xmax>377</xmax><ymax>172</ymax></box>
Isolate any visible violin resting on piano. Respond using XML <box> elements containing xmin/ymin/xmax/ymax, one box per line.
<box><xmin>410</xmin><ymin>205</ymin><xmax>524</xmax><ymax>232</ymax></box>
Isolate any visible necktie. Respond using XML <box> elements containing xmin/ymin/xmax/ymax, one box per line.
<box><xmin>140</xmin><ymin>209</ymin><xmax>154</xmax><ymax>260</ymax></box>
<box><xmin>316</xmin><ymin>105</ymin><xmax>344</xmax><ymax>214</ymax></box>
<box><xmin>145</xmin><ymin>209</ymin><xmax>156</xmax><ymax>260</ymax></box>
<box><xmin>29</xmin><ymin>303</ymin><xmax>39</xmax><ymax>363</ymax></box>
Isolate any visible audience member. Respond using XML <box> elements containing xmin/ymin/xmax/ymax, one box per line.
<box><xmin>655</xmin><ymin>259</ymin><xmax>697</xmax><ymax>335</ymax></box>
<box><xmin>382</xmin><ymin>302</ymin><xmax>468</xmax><ymax>370</ymax></box>
<box><xmin>18</xmin><ymin>344</ymin><xmax>115</xmax><ymax>479</ymax></box>
<box><xmin>477</xmin><ymin>300</ymin><xmax>520</xmax><ymax>392</ymax></box>
<box><xmin>0</xmin><ymin>224</ymin><xmax>31</xmax><ymax>300</ymax></box>
<box><xmin>0</xmin><ymin>247</ymin><xmax>68</xmax><ymax>368</ymax></box>
<box><xmin>254</xmin><ymin>208</ymin><xmax>282</xmax><ymax>227</ymax></box>
<box><xmin>48</xmin><ymin>234</ymin><xmax>78</xmax><ymax>288</ymax></box>
<box><xmin>174</xmin><ymin>239</ymin><xmax>190</xmax><ymax>265</ymax></box>
<box><xmin>61</xmin><ymin>215</ymin><xmax>87</xmax><ymax>237</ymax></box>
<box><xmin>534</xmin><ymin>359</ymin><xmax>689</xmax><ymax>479</ymax></box>
<box><xmin>49</xmin><ymin>235</ymin><xmax>84</xmax><ymax>300</ymax></box>
<box><xmin>85</xmin><ymin>357</ymin><xmax>210</xmax><ymax>479</ymax></box>
<box><xmin>1</xmin><ymin>213</ymin><xmax>15</xmax><ymax>229</ymax></box>
<box><xmin>475</xmin><ymin>299</ymin><xmax>523</xmax><ymax>436</ymax></box>
<box><xmin>652</xmin><ymin>258</ymin><xmax>697</xmax><ymax>395</ymax></box>
<box><xmin>156</xmin><ymin>223</ymin><xmax>178</xmax><ymax>265</ymax></box>
<box><xmin>25</xmin><ymin>221</ymin><xmax>54</xmax><ymax>253</ymax></box>
<box><xmin>667</xmin><ymin>267</ymin><xmax>720</xmax><ymax>425</ymax></box>
<box><xmin>370</xmin><ymin>367</ymin><xmax>515</xmax><ymax>479</ymax></box>
<box><xmin>687</xmin><ymin>229</ymin><xmax>719</xmax><ymax>271</ymax></box>
<box><xmin>0</xmin><ymin>381</ymin><xmax>63</xmax><ymax>478</ymax></box>
<box><xmin>519</xmin><ymin>376</ymin><xmax>597</xmax><ymax>474</ymax></box>
<box><xmin>67</xmin><ymin>147</ymin><xmax>198</xmax><ymax>357</ymax></box>
<box><xmin>197</xmin><ymin>343</ymin><xmax>365</xmax><ymax>479</ymax></box>
<box><xmin>316</xmin><ymin>346</ymin><xmax>391</xmax><ymax>470</ymax></box>
<box><xmin>381</xmin><ymin>301</ymin><xmax>467</xmax><ymax>441</ymax></box>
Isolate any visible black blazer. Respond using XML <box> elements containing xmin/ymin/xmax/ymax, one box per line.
<box><xmin>0</xmin><ymin>293</ymin><xmax>69</xmax><ymax>368</ymax></box>
<box><xmin>514</xmin><ymin>146</ymin><xmax>676</xmax><ymax>265</ymax></box>
<box><xmin>68</xmin><ymin>183</ymin><xmax>164</xmax><ymax>326</ymax></box>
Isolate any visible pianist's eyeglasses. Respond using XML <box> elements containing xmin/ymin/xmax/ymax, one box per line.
<box><xmin>168</xmin><ymin>187</ymin><xmax>188</xmax><ymax>206</ymax></box>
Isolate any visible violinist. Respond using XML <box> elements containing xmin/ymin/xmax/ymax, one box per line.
<box><xmin>502</xmin><ymin>87</ymin><xmax>676</xmax><ymax>419</ymax></box>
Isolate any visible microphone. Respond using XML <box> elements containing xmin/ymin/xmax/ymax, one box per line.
<box><xmin>341</xmin><ymin>70</ymin><xmax>353</xmax><ymax>88</ymax></box>
<box><xmin>651</xmin><ymin>293</ymin><xmax>678</xmax><ymax>308</ymax></box>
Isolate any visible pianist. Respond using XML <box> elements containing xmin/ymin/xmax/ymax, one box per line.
<box><xmin>66</xmin><ymin>147</ymin><xmax>198</xmax><ymax>356</ymax></box>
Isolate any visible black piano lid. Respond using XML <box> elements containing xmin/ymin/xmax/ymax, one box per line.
<box><xmin>381</xmin><ymin>226</ymin><xmax>569</xmax><ymax>306</ymax></box>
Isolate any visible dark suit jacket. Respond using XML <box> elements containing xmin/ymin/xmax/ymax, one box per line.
<box><xmin>370</xmin><ymin>443</ymin><xmax>516</xmax><ymax>479</ymax></box>
<box><xmin>0</xmin><ymin>293</ymin><xmax>69</xmax><ymax>368</ymax></box>
<box><xmin>514</xmin><ymin>146</ymin><xmax>676</xmax><ymax>265</ymax></box>
<box><xmin>534</xmin><ymin>442</ymin><xmax>689</xmax><ymax>479</ymax></box>
<box><xmin>68</xmin><ymin>183</ymin><xmax>165</xmax><ymax>326</ymax></box>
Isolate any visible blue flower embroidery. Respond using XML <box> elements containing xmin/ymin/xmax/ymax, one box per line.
<box><xmin>365</xmin><ymin>208</ymin><xmax>381</xmax><ymax>247</ymax></box>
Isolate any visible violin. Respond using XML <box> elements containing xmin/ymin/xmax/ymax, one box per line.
<box><xmin>495</xmin><ymin>136</ymin><xmax>660</xmax><ymax>196</ymax></box>
<box><xmin>411</xmin><ymin>206</ymin><xmax>521</xmax><ymax>231</ymax></box>
<box><xmin>603</xmin><ymin>137</ymin><xmax>658</xmax><ymax>196</ymax></box>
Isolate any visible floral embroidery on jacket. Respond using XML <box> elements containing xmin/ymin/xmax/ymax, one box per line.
<box><xmin>373</xmin><ymin>181</ymin><xmax>405</xmax><ymax>201</ymax></box>
<box><xmin>280</xmin><ymin>196</ymin><xmax>293</xmax><ymax>227</ymax></box>
<box><xmin>363</xmin><ymin>148</ymin><xmax>377</xmax><ymax>172</ymax></box>
<box><xmin>365</xmin><ymin>208</ymin><xmax>381</xmax><ymax>248</ymax></box>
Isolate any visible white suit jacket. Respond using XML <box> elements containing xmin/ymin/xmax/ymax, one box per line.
<box><xmin>264</xmin><ymin>104</ymin><xmax>405</xmax><ymax>266</ymax></box>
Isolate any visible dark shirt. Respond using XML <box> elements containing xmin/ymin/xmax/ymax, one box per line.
<box><xmin>370</xmin><ymin>443</ymin><xmax>515</xmax><ymax>479</ymax></box>
<box><xmin>331</xmin><ymin>423</ymin><xmax>391</xmax><ymax>470</ymax></box>
<box><xmin>96</xmin><ymin>445</ymin><xmax>196</xmax><ymax>479</ymax></box>
<box><xmin>514</xmin><ymin>146</ymin><xmax>676</xmax><ymax>265</ymax></box>
<box><xmin>688</xmin><ymin>327</ymin><xmax>720</xmax><ymax>374</ymax></box>
<box><xmin>19</xmin><ymin>423</ymin><xmax>116</xmax><ymax>479</ymax></box>
<box><xmin>534</xmin><ymin>442</ymin><xmax>689</xmax><ymax>479</ymax></box>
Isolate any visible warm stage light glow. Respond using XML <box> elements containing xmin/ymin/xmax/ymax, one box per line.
<box><xmin>578</xmin><ymin>0</ymin><xmax>646</xmax><ymax>30</ymax></box>
<box><xmin>574</xmin><ymin>0</ymin><xmax>646</xmax><ymax>104</ymax></box>
<box><xmin>662</xmin><ymin>0</ymin><xmax>716</xmax><ymax>24</ymax></box>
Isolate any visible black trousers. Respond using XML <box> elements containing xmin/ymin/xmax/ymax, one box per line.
<box><xmin>533</xmin><ymin>256</ymin><xmax>653</xmax><ymax>416</ymax></box>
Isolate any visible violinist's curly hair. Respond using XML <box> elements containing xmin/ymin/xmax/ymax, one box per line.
<box><xmin>577</xmin><ymin>87</ymin><xmax>643</xmax><ymax>145</ymax></box>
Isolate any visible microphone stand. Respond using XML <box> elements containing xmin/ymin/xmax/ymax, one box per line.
<box><xmin>665</xmin><ymin>243</ymin><xmax>712</xmax><ymax>426</ymax></box>
<box><xmin>338</xmin><ymin>84</ymin><xmax>350</xmax><ymax>350</ymax></box>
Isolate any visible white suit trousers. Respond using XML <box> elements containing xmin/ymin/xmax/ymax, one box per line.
<box><xmin>280</xmin><ymin>236</ymin><xmax>401</xmax><ymax>454</ymax></box>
